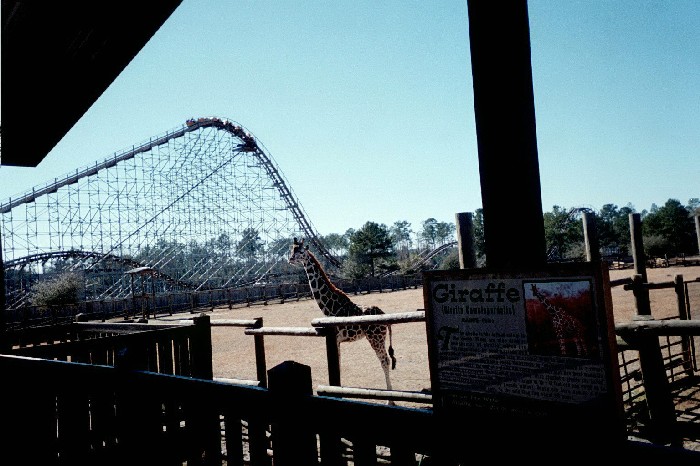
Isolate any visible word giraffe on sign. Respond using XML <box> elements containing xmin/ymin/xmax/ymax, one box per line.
<box><xmin>530</xmin><ymin>283</ymin><xmax>588</xmax><ymax>357</ymax></box>
<box><xmin>288</xmin><ymin>238</ymin><xmax>397</xmax><ymax>403</ymax></box>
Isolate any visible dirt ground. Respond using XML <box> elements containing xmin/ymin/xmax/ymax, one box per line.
<box><xmin>192</xmin><ymin>263</ymin><xmax>700</xmax><ymax>403</ymax></box>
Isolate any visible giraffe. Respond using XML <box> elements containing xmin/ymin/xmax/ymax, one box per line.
<box><xmin>530</xmin><ymin>284</ymin><xmax>588</xmax><ymax>356</ymax></box>
<box><xmin>288</xmin><ymin>238</ymin><xmax>397</xmax><ymax>400</ymax></box>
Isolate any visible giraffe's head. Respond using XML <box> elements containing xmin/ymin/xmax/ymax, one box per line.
<box><xmin>288</xmin><ymin>237</ymin><xmax>309</xmax><ymax>267</ymax></box>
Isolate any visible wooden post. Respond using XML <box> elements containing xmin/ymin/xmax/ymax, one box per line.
<box><xmin>675</xmin><ymin>274</ymin><xmax>694</xmax><ymax>375</ymax></box>
<box><xmin>631</xmin><ymin>274</ymin><xmax>651</xmax><ymax>317</ymax></box>
<box><xmin>267</xmin><ymin>361</ymin><xmax>317</xmax><ymax>465</ymax></box>
<box><xmin>468</xmin><ymin>0</ymin><xmax>546</xmax><ymax>269</ymax></box>
<box><xmin>186</xmin><ymin>315</ymin><xmax>221</xmax><ymax>462</ymax></box>
<box><xmin>629</xmin><ymin>213</ymin><xmax>648</xmax><ymax>283</ymax></box>
<box><xmin>253</xmin><ymin>317</ymin><xmax>268</xmax><ymax>388</ymax></box>
<box><xmin>140</xmin><ymin>273</ymin><xmax>146</xmax><ymax>320</ymax></box>
<box><xmin>130</xmin><ymin>273</ymin><xmax>135</xmax><ymax>320</ymax></box>
<box><xmin>151</xmin><ymin>270</ymin><xmax>157</xmax><ymax>318</ymax></box>
<box><xmin>191</xmin><ymin>314</ymin><xmax>213</xmax><ymax>380</ymax></box>
<box><xmin>324</xmin><ymin>328</ymin><xmax>341</xmax><ymax>386</ymax></box>
<box><xmin>630</xmin><ymin>318</ymin><xmax>680</xmax><ymax>445</ymax></box>
<box><xmin>629</xmin><ymin>274</ymin><xmax>678</xmax><ymax>444</ymax></box>
<box><xmin>629</xmin><ymin>213</ymin><xmax>651</xmax><ymax>318</ymax></box>
<box><xmin>675</xmin><ymin>275</ymin><xmax>689</xmax><ymax>320</ymax></box>
<box><xmin>455</xmin><ymin>212</ymin><xmax>476</xmax><ymax>269</ymax></box>
<box><xmin>582</xmin><ymin>211</ymin><xmax>601</xmax><ymax>262</ymax></box>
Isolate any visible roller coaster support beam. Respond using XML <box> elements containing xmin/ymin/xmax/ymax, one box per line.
<box><xmin>467</xmin><ymin>0</ymin><xmax>546</xmax><ymax>269</ymax></box>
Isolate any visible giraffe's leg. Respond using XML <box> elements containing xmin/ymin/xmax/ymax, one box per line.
<box><xmin>366</xmin><ymin>326</ymin><xmax>395</xmax><ymax>406</ymax></box>
<box><xmin>558</xmin><ymin>339</ymin><xmax>567</xmax><ymax>356</ymax></box>
<box><xmin>337</xmin><ymin>341</ymin><xmax>341</xmax><ymax>369</ymax></box>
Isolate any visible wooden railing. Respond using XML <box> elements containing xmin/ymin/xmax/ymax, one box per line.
<box><xmin>2</xmin><ymin>354</ymin><xmax>699</xmax><ymax>465</ymax></box>
<box><xmin>8</xmin><ymin>315</ymin><xmax>214</xmax><ymax>379</ymax></box>
<box><xmin>243</xmin><ymin>310</ymin><xmax>426</xmax><ymax>391</ymax></box>
<box><xmin>2</xmin><ymin>274</ymin><xmax>424</xmax><ymax>332</ymax></box>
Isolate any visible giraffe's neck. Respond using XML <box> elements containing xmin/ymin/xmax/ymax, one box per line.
<box><xmin>535</xmin><ymin>292</ymin><xmax>559</xmax><ymax>316</ymax></box>
<box><xmin>302</xmin><ymin>252</ymin><xmax>354</xmax><ymax>317</ymax></box>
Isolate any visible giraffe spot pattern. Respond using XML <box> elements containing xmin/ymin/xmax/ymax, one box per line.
<box><xmin>288</xmin><ymin>240</ymin><xmax>397</xmax><ymax>397</ymax></box>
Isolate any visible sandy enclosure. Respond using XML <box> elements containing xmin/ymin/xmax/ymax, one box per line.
<box><xmin>197</xmin><ymin>264</ymin><xmax>700</xmax><ymax>402</ymax></box>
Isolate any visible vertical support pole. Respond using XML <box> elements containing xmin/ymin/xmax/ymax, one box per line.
<box><xmin>675</xmin><ymin>275</ymin><xmax>689</xmax><ymax>319</ymax></box>
<box><xmin>191</xmin><ymin>314</ymin><xmax>213</xmax><ymax>380</ymax></box>
<box><xmin>455</xmin><ymin>212</ymin><xmax>476</xmax><ymax>269</ymax></box>
<box><xmin>324</xmin><ymin>328</ymin><xmax>341</xmax><ymax>386</ymax></box>
<box><xmin>130</xmin><ymin>273</ymin><xmax>135</xmax><ymax>320</ymax></box>
<box><xmin>629</xmin><ymin>213</ymin><xmax>651</xmax><ymax>318</ymax></box>
<box><xmin>267</xmin><ymin>361</ymin><xmax>317</xmax><ymax>466</ymax></box>
<box><xmin>630</xmin><ymin>274</ymin><xmax>678</xmax><ymax>445</ymax></box>
<box><xmin>632</xmin><ymin>321</ymin><xmax>679</xmax><ymax>445</ymax></box>
<box><xmin>582</xmin><ymin>211</ymin><xmax>600</xmax><ymax>262</ymax></box>
<box><xmin>188</xmin><ymin>314</ymin><xmax>220</xmax><ymax>462</ymax></box>
<box><xmin>150</xmin><ymin>270</ymin><xmax>156</xmax><ymax>318</ymax></box>
<box><xmin>140</xmin><ymin>274</ymin><xmax>146</xmax><ymax>320</ymax></box>
<box><xmin>252</xmin><ymin>317</ymin><xmax>268</xmax><ymax>388</ymax></box>
<box><xmin>675</xmin><ymin>274</ymin><xmax>694</xmax><ymax>375</ymax></box>
<box><xmin>629</xmin><ymin>213</ymin><xmax>648</xmax><ymax>283</ymax></box>
<box><xmin>631</xmin><ymin>274</ymin><xmax>651</xmax><ymax>317</ymax></box>
<box><xmin>468</xmin><ymin>0</ymin><xmax>546</xmax><ymax>269</ymax></box>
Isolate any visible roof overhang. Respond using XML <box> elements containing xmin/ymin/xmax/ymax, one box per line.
<box><xmin>1</xmin><ymin>1</ymin><xmax>183</xmax><ymax>167</ymax></box>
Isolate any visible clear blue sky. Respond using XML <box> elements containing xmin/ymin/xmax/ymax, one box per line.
<box><xmin>1</xmin><ymin>1</ymin><xmax>698</xmax><ymax>236</ymax></box>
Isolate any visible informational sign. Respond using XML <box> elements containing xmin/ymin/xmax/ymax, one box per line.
<box><xmin>424</xmin><ymin>262</ymin><xmax>623</xmax><ymax>435</ymax></box>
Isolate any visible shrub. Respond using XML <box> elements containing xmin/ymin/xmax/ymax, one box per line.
<box><xmin>30</xmin><ymin>272</ymin><xmax>83</xmax><ymax>308</ymax></box>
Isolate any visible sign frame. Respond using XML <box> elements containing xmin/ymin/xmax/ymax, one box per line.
<box><xmin>423</xmin><ymin>261</ymin><xmax>625</xmax><ymax>442</ymax></box>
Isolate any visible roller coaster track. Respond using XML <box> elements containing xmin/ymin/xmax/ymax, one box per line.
<box><xmin>419</xmin><ymin>241</ymin><xmax>457</xmax><ymax>264</ymax></box>
<box><xmin>2</xmin><ymin>116</ymin><xmax>348</xmax><ymax>307</ymax></box>
<box><xmin>1</xmin><ymin>118</ymin><xmax>459</xmax><ymax>305</ymax></box>
<box><xmin>3</xmin><ymin>250</ymin><xmax>195</xmax><ymax>290</ymax></box>
<box><xmin>1</xmin><ymin>117</ymin><xmax>340</xmax><ymax>269</ymax></box>
<box><xmin>3</xmin><ymin>249</ymin><xmax>197</xmax><ymax>310</ymax></box>
<box><xmin>383</xmin><ymin>241</ymin><xmax>457</xmax><ymax>276</ymax></box>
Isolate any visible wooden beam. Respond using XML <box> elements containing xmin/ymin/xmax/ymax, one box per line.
<box><xmin>467</xmin><ymin>0</ymin><xmax>546</xmax><ymax>268</ymax></box>
<box><xmin>311</xmin><ymin>311</ymin><xmax>425</xmax><ymax>327</ymax></box>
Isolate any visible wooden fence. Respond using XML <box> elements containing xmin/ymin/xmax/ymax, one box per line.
<box><xmin>3</xmin><ymin>275</ymin><xmax>700</xmax><ymax>462</ymax></box>
<box><xmin>4</xmin><ymin>352</ymin><xmax>700</xmax><ymax>465</ymax></box>
<box><xmin>243</xmin><ymin>311</ymin><xmax>426</xmax><ymax>391</ymax></box>
<box><xmin>7</xmin><ymin>315</ymin><xmax>214</xmax><ymax>379</ymax></box>
<box><xmin>612</xmin><ymin>272</ymin><xmax>700</xmax><ymax>444</ymax></box>
<box><xmin>3</xmin><ymin>273</ymin><xmax>423</xmax><ymax>333</ymax></box>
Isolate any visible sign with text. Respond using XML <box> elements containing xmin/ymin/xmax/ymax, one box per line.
<box><xmin>424</xmin><ymin>263</ymin><xmax>623</xmax><ymax>435</ymax></box>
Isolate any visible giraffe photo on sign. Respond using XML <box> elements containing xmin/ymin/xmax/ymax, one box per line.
<box><xmin>524</xmin><ymin>280</ymin><xmax>600</xmax><ymax>359</ymax></box>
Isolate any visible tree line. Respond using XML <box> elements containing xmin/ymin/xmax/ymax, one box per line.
<box><xmin>325</xmin><ymin>197</ymin><xmax>700</xmax><ymax>277</ymax></box>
